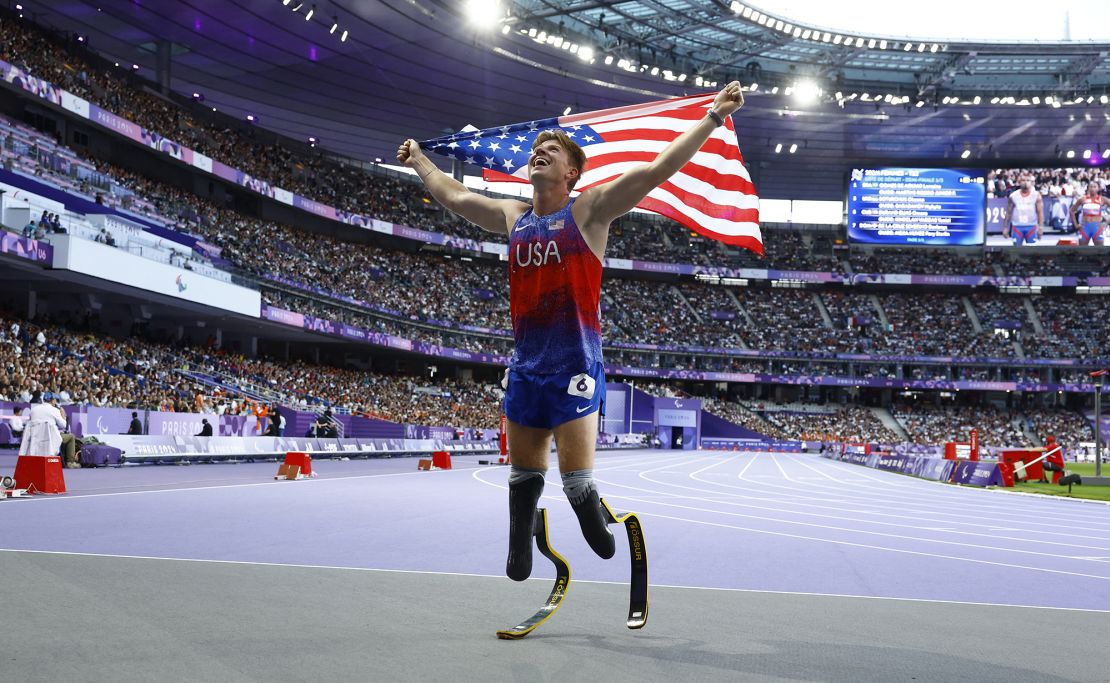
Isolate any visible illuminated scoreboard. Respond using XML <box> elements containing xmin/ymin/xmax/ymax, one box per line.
<box><xmin>847</xmin><ymin>168</ymin><xmax>986</xmax><ymax>246</ymax></box>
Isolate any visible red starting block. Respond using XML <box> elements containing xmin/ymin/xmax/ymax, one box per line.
<box><xmin>275</xmin><ymin>452</ymin><xmax>314</xmax><ymax>480</ymax></box>
<box><xmin>13</xmin><ymin>455</ymin><xmax>66</xmax><ymax>494</ymax></box>
<box><xmin>432</xmin><ymin>451</ymin><xmax>452</xmax><ymax>470</ymax></box>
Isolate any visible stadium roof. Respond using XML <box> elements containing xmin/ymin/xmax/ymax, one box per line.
<box><xmin>21</xmin><ymin>1</ymin><xmax>1110</xmax><ymax>199</ymax></box>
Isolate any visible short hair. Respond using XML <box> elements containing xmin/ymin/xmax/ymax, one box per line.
<box><xmin>132</xmin><ymin>412</ymin><xmax>138</xmax><ymax>418</ymax></box>
<box><xmin>531</xmin><ymin>130</ymin><xmax>587</xmax><ymax>191</ymax></box>
<box><xmin>31</xmin><ymin>391</ymin><xmax>42</xmax><ymax>403</ymax></box>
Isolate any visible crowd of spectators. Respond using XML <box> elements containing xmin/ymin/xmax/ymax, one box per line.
<box><xmin>757</xmin><ymin>406</ymin><xmax>900</xmax><ymax>443</ymax></box>
<box><xmin>892</xmin><ymin>404</ymin><xmax>1029</xmax><ymax>447</ymax></box>
<box><xmin>1031</xmin><ymin>297</ymin><xmax>1107</xmax><ymax>361</ymax></box>
<box><xmin>0</xmin><ymin>311</ymin><xmax>504</xmax><ymax>428</ymax></box>
<box><xmin>987</xmin><ymin>168</ymin><xmax>1108</xmax><ymax>201</ymax></box>
<box><xmin>1027</xmin><ymin>409</ymin><xmax>1095</xmax><ymax>448</ymax></box>
<box><xmin>0</xmin><ymin>314</ymin><xmax>191</xmax><ymax>411</ymax></box>
<box><xmin>3</xmin><ymin>306</ymin><xmax>1100</xmax><ymax>444</ymax></box>
<box><xmin>261</xmin><ymin>289</ymin><xmax>514</xmax><ymax>357</ymax></box>
<box><xmin>9</xmin><ymin>14</ymin><xmax>1110</xmax><ymax>283</ymax></box>
<box><xmin>3</xmin><ymin>16</ymin><xmax>1109</xmax><ymax>381</ymax></box>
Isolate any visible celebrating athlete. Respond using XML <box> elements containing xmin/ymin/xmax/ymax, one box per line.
<box><xmin>1071</xmin><ymin>181</ymin><xmax>1109</xmax><ymax>246</ymax></box>
<box><xmin>1003</xmin><ymin>172</ymin><xmax>1043</xmax><ymax>245</ymax></box>
<box><xmin>398</xmin><ymin>82</ymin><xmax>744</xmax><ymax>581</ymax></box>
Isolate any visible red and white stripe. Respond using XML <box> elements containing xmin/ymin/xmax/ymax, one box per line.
<box><xmin>486</xmin><ymin>93</ymin><xmax>762</xmax><ymax>256</ymax></box>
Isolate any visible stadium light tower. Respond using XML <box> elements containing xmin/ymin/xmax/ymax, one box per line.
<box><xmin>464</xmin><ymin>0</ymin><xmax>503</xmax><ymax>29</ymax></box>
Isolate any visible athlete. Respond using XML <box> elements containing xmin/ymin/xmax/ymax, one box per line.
<box><xmin>1070</xmin><ymin>181</ymin><xmax>1109</xmax><ymax>246</ymax></box>
<box><xmin>1002</xmin><ymin>172</ymin><xmax>1043</xmax><ymax>246</ymax></box>
<box><xmin>398</xmin><ymin>82</ymin><xmax>745</xmax><ymax>581</ymax></box>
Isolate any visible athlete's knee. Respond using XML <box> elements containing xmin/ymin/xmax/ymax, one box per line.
<box><xmin>561</xmin><ymin>468</ymin><xmax>596</xmax><ymax>505</ymax></box>
<box><xmin>509</xmin><ymin>464</ymin><xmax>547</xmax><ymax>487</ymax></box>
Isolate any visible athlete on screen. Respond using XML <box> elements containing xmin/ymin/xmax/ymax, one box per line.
<box><xmin>1070</xmin><ymin>181</ymin><xmax>1109</xmax><ymax>246</ymax></box>
<box><xmin>398</xmin><ymin>82</ymin><xmax>744</xmax><ymax>581</ymax></box>
<box><xmin>1002</xmin><ymin>172</ymin><xmax>1043</xmax><ymax>245</ymax></box>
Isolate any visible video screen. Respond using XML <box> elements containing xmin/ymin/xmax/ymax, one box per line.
<box><xmin>847</xmin><ymin>168</ymin><xmax>986</xmax><ymax>246</ymax></box>
<box><xmin>986</xmin><ymin>168</ymin><xmax>1109</xmax><ymax>247</ymax></box>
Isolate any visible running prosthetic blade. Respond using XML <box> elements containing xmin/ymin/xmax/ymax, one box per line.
<box><xmin>601</xmin><ymin>498</ymin><xmax>649</xmax><ymax>630</ymax></box>
<box><xmin>497</xmin><ymin>508</ymin><xmax>571</xmax><ymax>640</ymax></box>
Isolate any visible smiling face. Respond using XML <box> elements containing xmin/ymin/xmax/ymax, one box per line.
<box><xmin>528</xmin><ymin>130</ymin><xmax>586</xmax><ymax>193</ymax></box>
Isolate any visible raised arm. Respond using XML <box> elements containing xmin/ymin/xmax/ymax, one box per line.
<box><xmin>397</xmin><ymin>140</ymin><xmax>526</xmax><ymax>235</ymax></box>
<box><xmin>1036</xmin><ymin>194</ymin><xmax>1044</xmax><ymax>237</ymax></box>
<box><xmin>1002</xmin><ymin>196</ymin><xmax>1014</xmax><ymax>238</ymax></box>
<box><xmin>576</xmin><ymin>82</ymin><xmax>745</xmax><ymax>229</ymax></box>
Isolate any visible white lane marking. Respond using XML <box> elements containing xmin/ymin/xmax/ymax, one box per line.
<box><xmin>630</xmin><ymin>469</ymin><xmax>1110</xmax><ymax>558</ymax></box>
<box><xmin>730</xmin><ymin>454</ymin><xmax>1110</xmax><ymax>532</ymax></box>
<box><xmin>630</xmin><ymin>458</ymin><xmax>1110</xmax><ymax>552</ymax></box>
<box><xmin>2</xmin><ymin>466</ymin><xmax>481</xmax><ymax>501</ymax></box>
<box><xmin>3</xmin><ymin>547</ymin><xmax>1109</xmax><ymax>615</ymax></box>
<box><xmin>473</xmin><ymin>462</ymin><xmax>1110</xmax><ymax>581</ymax></box>
<box><xmin>608</xmin><ymin>496</ymin><xmax>1110</xmax><ymax>583</ymax></box>
<box><xmin>2</xmin><ymin>451</ymin><xmax>675</xmax><ymax>503</ymax></box>
<box><xmin>786</xmin><ymin>454</ymin><xmax>1103</xmax><ymax>518</ymax></box>
<box><xmin>796</xmin><ymin>454</ymin><xmax>1110</xmax><ymax>522</ymax></box>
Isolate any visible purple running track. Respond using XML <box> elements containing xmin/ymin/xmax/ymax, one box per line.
<box><xmin>2</xmin><ymin>450</ymin><xmax>1109</xmax><ymax>612</ymax></box>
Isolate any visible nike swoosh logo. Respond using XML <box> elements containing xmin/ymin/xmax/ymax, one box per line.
<box><xmin>576</xmin><ymin>404</ymin><xmax>591</xmax><ymax>413</ymax></box>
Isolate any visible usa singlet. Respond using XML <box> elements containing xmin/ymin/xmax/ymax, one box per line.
<box><xmin>508</xmin><ymin>198</ymin><xmax>603</xmax><ymax>374</ymax></box>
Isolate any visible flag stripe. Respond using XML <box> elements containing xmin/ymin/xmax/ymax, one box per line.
<box><xmin>641</xmin><ymin>185</ymin><xmax>761</xmax><ymax>236</ymax></box>
<box><xmin>580</xmin><ymin>148</ymin><xmax>754</xmax><ymax>192</ymax></box>
<box><xmin>643</xmin><ymin>184</ymin><xmax>763</xmax><ymax>232</ymax></box>
<box><xmin>582</xmin><ymin>134</ymin><xmax>748</xmax><ymax>168</ymax></box>
<box><xmin>637</xmin><ymin>195</ymin><xmax>764</xmax><ymax>255</ymax></box>
<box><xmin>558</xmin><ymin>93</ymin><xmax>716</xmax><ymax>127</ymax></box>
<box><xmin>578</xmin><ymin>162</ymin><xmax>759</xmax><ymax>212</ymax></box>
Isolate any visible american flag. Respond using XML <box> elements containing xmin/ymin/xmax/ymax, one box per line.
<box><xmin>420</xmin><ymin>93</ymin><xmax>762</xmax><ymax>256</ymax></box>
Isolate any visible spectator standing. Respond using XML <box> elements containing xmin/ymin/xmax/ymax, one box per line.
<box><xmin>127</xmin><ymin>411</ymin><xmax>143</xmax><ymax>435</ymax></box>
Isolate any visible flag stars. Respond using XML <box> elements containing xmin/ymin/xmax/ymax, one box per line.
<box><xmin>446</xmin><ymin>141</ymin><xmax>459</xmax><ymax>149</ymax></box>
<box><xmin>468</xmin><ymin>139</ymin><xmax>482</xmax><ymax>149</ymax></box>
<box><xmin>465</xmin><ymin>156</ymin><xmax>475</xmax><ymax>164</ymax></box>
<box><xmin>516</xmin><ymin>135</ymin><xmax>528</xmax><ymax>142</ymax></box>
<box><xmin>502</xmin><ymin>158</ymin><xmax>516</xmax><ymax>171</ymax></box>
<box><xmin>509</xmin><ymin>144</ymin><xmax>522</xmax><ymax>154</ymax></box>
<box><xmin>582</xmin><ymin>135</ymin><xmax>596</xmax><ymax>142</ymax></box>
<box><xmin>488</xmin><ymin>141</ymin><xmax>501</xmax><ymax>152</ymax></box>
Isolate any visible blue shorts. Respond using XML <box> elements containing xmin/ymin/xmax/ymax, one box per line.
<box><xmin>1010</xmin><ymin>224</ymin><xmax>1037</xmax><ymax>245</ymax></box>
<box><xmin>503</xmin><ymin>362</ymin><xmax>606</xmax><ymax>430</ymax></box>
<box><xmin>1079</xmin><ymin>222</ymin><xmax>1104</xmax><ymax>242</ymax></box>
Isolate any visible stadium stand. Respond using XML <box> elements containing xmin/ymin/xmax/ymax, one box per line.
<box><xmin>0</xmin><ymin>12</ymin><xmax>1105</xmax><ymax>460</ymax></box>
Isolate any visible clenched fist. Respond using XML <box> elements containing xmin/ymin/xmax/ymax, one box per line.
<box><xmin>713</xmin><ymin>81</ymin><xmax>744</xmax><ymax>117</ymax></box>
<box><xmin>396</xmin><ymin>139</ymin><xmax>425</xmax><ymax>168</ymax></box>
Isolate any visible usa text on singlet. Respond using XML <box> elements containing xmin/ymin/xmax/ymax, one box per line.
<box><xmin>508</xmin><ymin>198</ymin><xmax>604</xmax><ymax>374</ymax></box>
